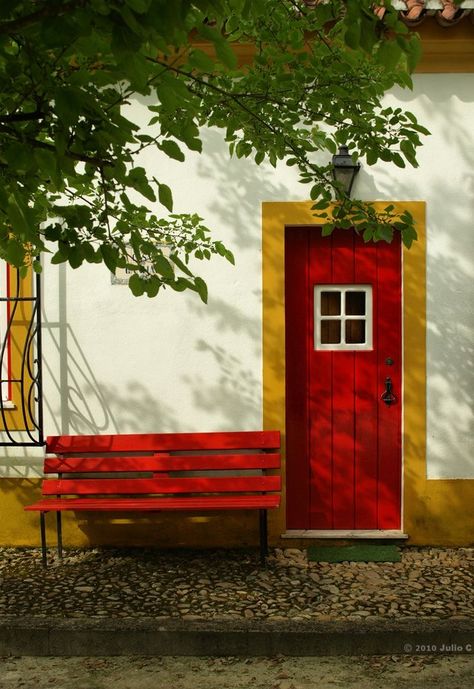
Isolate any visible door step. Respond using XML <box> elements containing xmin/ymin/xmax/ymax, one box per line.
<box><xmin>281</xmin><ymin>530</ymin><xmax>408</xmax><ymax>539</ymax></box>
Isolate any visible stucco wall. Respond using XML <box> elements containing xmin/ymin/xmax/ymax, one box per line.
<box><xmin>358</xmin><ymin>74</ymin><xmax>474</xmax><ymax>480</ymax></box>
<box><xmin>0</xmin><ymin>73</ymin><xmax>472</xmax><ymax>543</ymax></box>
<box><xmin>40</xmin><ymin>74</ymin><xmax>473</xmax><ymax>477</ymax></box>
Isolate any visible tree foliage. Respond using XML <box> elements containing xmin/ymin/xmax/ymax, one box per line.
<box><xmin>0</xmin><ymin>0</ymin><xmax>429</xmax><ymax>299</ymax></box>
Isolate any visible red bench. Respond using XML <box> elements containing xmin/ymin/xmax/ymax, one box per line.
<box><xmin>25</xmin><ymin>430</ymin><xmax>281</xmax><ymax>567</ymax></box>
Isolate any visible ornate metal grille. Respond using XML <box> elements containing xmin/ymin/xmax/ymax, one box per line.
<box><xmin>0</xmin><ymin>269</ymin><xmax>43</xmax><ymax>446</ymax></box>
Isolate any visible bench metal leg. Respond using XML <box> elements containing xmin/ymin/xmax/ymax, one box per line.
<box><xmin>40</xmin><ymin>512</ymin><xmax>47</xmax><ymax>568</ymax></box>
<box><xmin>56</xmin><ymin>512</ymin><xmax>63</xmax><ymax>559</ymax></box>
<box><xmin>259</xmin><ymin>509</ymin><xmax>268</xmax><ymax>566</ymax></box>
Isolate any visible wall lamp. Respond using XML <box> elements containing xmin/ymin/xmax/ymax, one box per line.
<box><xmin>331</xmin><ymin>145</ymin><xmax>361</xmax><ymax>197</ymax></box>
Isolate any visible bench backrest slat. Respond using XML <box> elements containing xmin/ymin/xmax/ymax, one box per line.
<box><xmin>46</xmin><ymin>431</ymin><xmax>280</xmax><ymax>454</ymax></box>
<box><xmin>42</xmin><ymin>476</ymin><xmax>281</xmax><ymax>496</ymax></box>
<box><xmin>44</xmin><ymin>452</ymin><xmax>280</xmax><ymax>474</ymax></box>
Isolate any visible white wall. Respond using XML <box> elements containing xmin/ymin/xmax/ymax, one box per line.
<box><xmin>357</xmin><ymin>74</ymin><xmax>474</xmax><ymax>479</ymax></box>
<box><xmin>32</xmin><ymin>73</ymin><xmax>472</xmax><ymax>480</ymax></box>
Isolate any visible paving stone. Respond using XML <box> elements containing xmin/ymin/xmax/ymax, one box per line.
<box><xmin>0</xmin><ymin>546</ymin><xmax>472</xmax><ymax>623</ymax></box>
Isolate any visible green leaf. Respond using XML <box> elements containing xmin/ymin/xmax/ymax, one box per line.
<box><xmin>5</xmin><ymin>239</ymin><xmax>25</xmax><ymax>266</ymax></box>
<box><xmin>377</xmin><ymin>225</ymin><xmax>394</xmax><ymax>242</ymax></box>
<box><xmin>112</xmin><ymin>21</ymin><xmax>142</xmax><ymax>54</ymax></box>
<box><xmin>344</xmin><ymin>21</ymin><xmax>361</xmax><ymax>50</ymax></box>
<box><xmin>198</xmin><ymin>25</ymin><xmax>237</xmax><ymax>68</ymax></box>
<box><xmin>50</xmin><ymin>246</ymin><xmax>69</xmax><ymax>264</ymax></box>
<box><xmin>402</xmin><ymin>225</ymin><xmax>418</xmax><ymax>249</ymax></box>
<box><xmin>159</xmin><ymin>140</ymin><xmax>185</xmax><ymax>162</ymax></box>
<box><xmin>153</xmin><ymin>254</ymin><xmax>174</xmax><ymax>280</ymax></box>
<box><xmin>366</xmin><ymin>149</ymin><xmax>378</xmax><ymax>166</ymax></box>
<box><xmin>194</xmin><ymin>276</ymin><xmax>208</xmax><ymax>304</ymax></box>
<box><xmin>170</xmin><ymin>253</ymin><xmax>193</xmax><ymax>277</ymax></box>
<box><xmin>82</xmin><ymin>243</ymin><xmax>98</xmax><ymax>263</ymax></box>
<box><xmin>392</xmin><ymin>153</ymin><xmax>405</xmax><ymax>168</ymax></box>
<box><xmin>129</xmin><ymin>273</ymin><xmax>145</xmax><ymax>296</ymax></box>
<box><xmin>68</xmin><ymin>245</ymin><xmax>84</xmax><ymax>269</ymax></box>
<box><xmin>189</xmin><ymin>49</ymin><xmax>216</xmax><ymax>72</ymax></box>
<box><xmin>376</xmin><ymin>40</ymin><xmax>403</xmax><ymax>71</ymax></box>
<box><xmin>7</xmin><ymin>196</ymin><xmax>33</xmax><ymax>240</ymax></box>
<box><xmin>400</xmin><ymin>140</ymin><xmax>418</xmax><ymax>167</ymax></box>
<box><xmin>127</xmin><ymin>167</ymin><xmax>156</xmax><ymax>201</ymax></box>
<box><xmin>144</xmin><ymin>275</ymin><xmax>160</xmax><ymax>297</ymax></box>
<box><xmin>125</xmin><ymin>0</ymin><xmax>151</xmax><ymax>14</ymax></box>
<box><xmin>158</xmin><ymin>183</ymin><xmax>173</xmax><ymax>212</ymax></box>
<box><xmin>100</xmin><ymin>244</ymin><xmax>119</xmax><ymax>273</ymax></box>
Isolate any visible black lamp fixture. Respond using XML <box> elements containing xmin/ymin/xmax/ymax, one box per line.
<box><xmin>331</xmin><ymin>145</ymin><xmax>361</xmax><ymax>197</ymax></box>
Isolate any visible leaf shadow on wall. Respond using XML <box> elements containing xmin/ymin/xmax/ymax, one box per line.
<box><xmin>41</xmin><ymin>265</ymin><xmax>180</xmax><ymax>437</ymax></box>
<box><xmin>196</xmin><ymin>128</ymin><xmax>298</xmax><ymax>250</ymax></box>
<box><xmin>181</xmin><ymin>339</ymin><xmax>261</xmax><ymax>430</ymax></box>
<box><xmin>365</xmin><ymin>119</ymin><xmax>474</xmax><ymax>480</ymax></box>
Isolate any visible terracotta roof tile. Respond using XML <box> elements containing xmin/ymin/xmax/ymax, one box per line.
<box><xmin>373</xmin><ymin>1</ymin><xmax>473</xmax><ymax>26</ymax></box>
<box><xmin>303</xmin><ymin>1</ymin><xmax>473</xmax><ymax>27</ymax></box>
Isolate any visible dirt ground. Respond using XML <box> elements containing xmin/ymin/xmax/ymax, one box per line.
<box><xmin>1</xmin><ymin>654</ymin><xmax>473</xmax><ymax>689</ymax></box>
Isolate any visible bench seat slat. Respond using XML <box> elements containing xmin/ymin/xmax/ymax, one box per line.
<box><xmin>46</xmin><ymin>431</ymin><xmax>281</xmax><ymax>455</ymax></box>
<box><xmin>44</xmin><ymin>453</ymin><xmax>281</xmax><ymax>473</ymax></box>
<box><xmin>25</xmin><ymin>495</ymin><xmax>281</xmax><ymax>511</ymax></box>
<box><xmin>42</xmin><ymin>475</ymin><xmax>281</xmax><ymax>495</ymax></box>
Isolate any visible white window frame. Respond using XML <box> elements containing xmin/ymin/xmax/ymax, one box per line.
<box><xmin>314</xmin><ymin>284</ymin><xmax>373</xmax><ymax>351</ymax></box>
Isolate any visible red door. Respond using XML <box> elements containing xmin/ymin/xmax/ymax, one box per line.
<box><xmin>285</xmin><ymin>228</ymin><xmax>402</xmax><ymax>530</ymax></box>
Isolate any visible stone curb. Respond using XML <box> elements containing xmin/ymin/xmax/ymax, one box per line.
<box><xmin>1</xmin><ymin>617</ymin><xmax>473</xmax><ymax>657</ymax></box>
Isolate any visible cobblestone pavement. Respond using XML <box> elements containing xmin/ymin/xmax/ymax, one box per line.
<box><xmin>0</xmin><ymin>546</ymin><xmax>472</xmax><ymax>622</ymax></box>
<box><xmin>1</xmin><ymin>654</ymin><xmax>474</xmax><ymax>689</ymax></box>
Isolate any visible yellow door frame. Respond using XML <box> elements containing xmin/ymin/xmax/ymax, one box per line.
<box><xmin>262</xmin><ymin>201</ymin><xmax>474</xmax><ymax>546</ymax></box>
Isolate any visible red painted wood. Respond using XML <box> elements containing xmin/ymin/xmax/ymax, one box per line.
<box><xmin>353</xmin><ymin>238</ymin><xmax>378</xmax><ymax>528</ymax></box>
<box><xmin>25</xmin><ymin>494</ymin><xmax>281</xmax><ymax>512</ymax></box>
<box><xmin>330</xmin><ymin>231</ymin><xmax>356</xmax><ymax>528</ymax></box>
<box><xmin>285</xmin><ymin>227</ymin><xmax>402</xmax><ymax>531</ymax></box>
<box><xmin>376</xmin><ymin>236</ymin><xmax>402</xmax><ymax>528</ymax></box>
<box><xmin>46</xmin><ymin>431</ymin><xmax>280</xmax><ymax>455</ymax></box>
<box><xmin>42</xmin><ymin>475</ymin><xmax>281</xmax><ymax>496</ymax></box>
<box><xmin>308</xmin><ymin>230</ymin><xmax>333</xmax><ymax>529</ymax></box>
<box><xmin>285</xmin><ymin>227</ymin><xmax>310</xmax><ymax>528</ymax></box>
<box><xmin>44</xmin><ymin>453</ymin><xmax>281</xmax><ymax>474</ymax></box>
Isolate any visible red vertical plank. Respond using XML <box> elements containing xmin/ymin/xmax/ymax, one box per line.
<box><xmin>308</xmin><ymin>229</ymin><xmax>334</xmax><ymax>529</ymax></box>
<box><xmin>285</xmin><ymin>228</ymin><xmax>310</xmax><ymax>528</ymax></box>
<box><xmin>376</xmin><ymin>237</ymin><xmax>402</xmax><ymax>529</ymax></box>
<box><xmin>353</xmin><ymin>236</ymin><xmax>379</xmax><ymax>528</ymax></box>
<box><xmin>330</xmin><ymin>230</ymin><xmax>356</xmax><ymax>528</ymax></box>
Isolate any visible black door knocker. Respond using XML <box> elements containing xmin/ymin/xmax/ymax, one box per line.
<box><xmin>381</xmin><ymin>377</ymin><xmax>397</xmax><ymax>406</ymax></box>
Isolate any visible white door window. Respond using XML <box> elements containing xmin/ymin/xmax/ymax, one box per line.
<box><xmin>314</xmin><ymin>285</ymin><xmax>373</xmax><ymax>351</ymax></box>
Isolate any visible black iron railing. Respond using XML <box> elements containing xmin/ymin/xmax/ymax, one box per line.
<box><xmin>0</xmin><ymin>269</ymin><xmax>43</xmax><ymax>446</ymax></box>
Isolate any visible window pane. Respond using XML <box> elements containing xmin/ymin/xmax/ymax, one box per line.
<box><xmin>321</xmin><ymin>291</ymin><xmax>341</xmax><ymax>315</ymax></box>
<box><xmin>346</xmin><ymin>291</ymin><xmax>366</xmax><ymax>315</ymax></box>
<box><xmin>345</xmin><ymin>320</ymin><xmax>365</xmax><ymax>344</ymax></box>
<box><xmin>321</xmin><ymin>320</ymin><xmax>341</xmax><ymax>344</ymax></box>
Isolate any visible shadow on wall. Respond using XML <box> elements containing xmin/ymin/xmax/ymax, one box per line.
<box><xmin>40</xmin><ymin>127</ymin><xmax>294</xmax><ymax>436</ymax></box>
<box><xmin>181</xmin><ymin>339</ymin><xmax>261</xmax><ymax>430</ymax></box>
<box><xmin>41</xmin><ymin>265</ymin><xmax>180</xmax><ymax>437</ymax></box>
<box><xmin>366</xmin><ymin>127</ymin><xmax>474</xmax><ymax>478</ymax></box>
<box><xmin>197</xmin><ymin>128</ymin><xmax>297</xmax><ymax>250</ymax></box>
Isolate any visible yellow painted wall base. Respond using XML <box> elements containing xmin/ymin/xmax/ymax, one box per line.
<box><xmin>1</xmin><ymin>479</ymin><xmax>285</xmax><ymax>549</ymax></box>
<box><xmin>404</xmin><ymin>479</ymin><xmax>474</xmax><ymax>546</ymax></box>
<box><xmin>1</xmin><ymin>475</ymin><xmax>473</xmax><ymax>549</ymax></box>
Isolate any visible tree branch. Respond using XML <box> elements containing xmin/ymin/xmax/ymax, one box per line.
<box><xmin>0</xmin><ymin>0</ymin><xmax>89</xmax><ymax>36</ymax></box>
<box><xmin>0</xmin><ymin>109</ymin><xmax>45</xmax><ymax>123</ymax></box>
<box><xmin>0</xmin><ymin>125</ymin><xmax>111</xmax><ymax>167</ymax></box>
